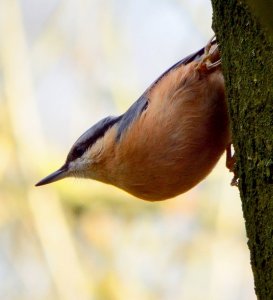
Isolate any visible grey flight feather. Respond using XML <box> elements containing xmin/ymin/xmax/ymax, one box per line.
<box><xmin>66</xmin><ymin>44</ymin><xmax>208</xmax><ymax>162</ymax></box>
<box><xmin>115</xmin><ymin>44</ymin><xmax>207</xmax><ymax>140</ymax></box>
<box><xmin>116</xmin><ymin>95</ymin><xmax>148</xmax><ymax>141</ymax></box>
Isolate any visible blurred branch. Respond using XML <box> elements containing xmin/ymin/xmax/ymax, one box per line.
<box><xmin>0</xmin><ymin>1</ymin><xmax>92</xmax><ymax>299</ymax></box>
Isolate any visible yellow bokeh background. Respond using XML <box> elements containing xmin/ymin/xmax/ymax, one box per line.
<box><xmin>0</xmin><ymin>0</ymin><xmax>255</xmax><ymax>299</ymax></box>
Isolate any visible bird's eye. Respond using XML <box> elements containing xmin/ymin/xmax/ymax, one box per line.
<box><xmin>74</xmin><ymin>146</ymin><xmax>85</xmax><ymax>158</ymax></box>
<box><xmin>66</xmin><ymin>144</ymin><xmax>87</xmax><ymax>163</ymax></box>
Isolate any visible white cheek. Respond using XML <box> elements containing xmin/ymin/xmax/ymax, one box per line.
<box><xmin>69</xmin><ymin>154</ymin><xmax>93</xmax><ymax>176</ymax></box>
<box><xmin>68</xmin><ymin>160</ymin><xmax>79</xmax><ymax>172</ymax></box>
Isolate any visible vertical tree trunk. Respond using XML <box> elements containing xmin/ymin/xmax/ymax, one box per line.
<box><xmin>210</xmin><ymin>1</ymin><xmax>273</xmax><ymax>299</ymax></box>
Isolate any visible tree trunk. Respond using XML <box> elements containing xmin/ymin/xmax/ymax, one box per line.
<box><xmin>211</xmin><ymin>1</ymin><xmax>273</xmax><ymax>299</ymax></box>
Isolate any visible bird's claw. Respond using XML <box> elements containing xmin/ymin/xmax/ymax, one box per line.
<box><xmin>197</xmin><ymin>35</ymin><xmax>221</xmax><ymax>72</ymax></box>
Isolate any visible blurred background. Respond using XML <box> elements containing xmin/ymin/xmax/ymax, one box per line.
<box><xmin>0</xmin><ymin>0</ymin><xmax>255</xmax><ymax>299</ymax></box>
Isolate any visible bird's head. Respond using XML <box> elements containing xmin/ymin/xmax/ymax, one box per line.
<box><xmin>35</xmin><ymin>116</ymin><xmax>121</xmax><ymax>187</ymax></box>
<box><xmin>36</xmin><ymin>131</ymin><xmax>101</xmax><ymax>186</ymax></box>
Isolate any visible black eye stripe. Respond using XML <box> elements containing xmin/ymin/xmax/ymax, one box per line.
<box><xmin>66</xmin><ymin>116</ymin><xmax>122</xmax><ymax>162</ymax></box>
<box><xmin>74</xmin><ymin>146</ymin><xmax>85</xmax><ymax>157</ymax></box>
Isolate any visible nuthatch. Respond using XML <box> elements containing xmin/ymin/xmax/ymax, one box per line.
<box><xmin>36</xmin><ymin>37</ymin><xmax>233</xmax><ymax>201</ymax></box>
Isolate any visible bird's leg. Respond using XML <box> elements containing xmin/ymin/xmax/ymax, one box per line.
<box><xmin>197</xmin><ymin>35</ymin><xmax>221</xmax><ymax>72</ymax></box>
<box><xmin>226</xmin><ymin>144</ymin><xmax>238</xmax><ymax>186</ymax></box>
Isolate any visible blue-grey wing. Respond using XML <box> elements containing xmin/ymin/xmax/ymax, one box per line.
<box><xmin>115</xmin><ymin>44</ymin><xmax>208</xmax><ymax>140</ymax></box>
<box><xmin>116</xmin><ymin>95</ymin><xmax>148</xmax><ymax>141</ymax></box>
<box><xmin>66</xmin><ymin>44</ymin><xmax>209</xmax><ymax>160</ymax></box>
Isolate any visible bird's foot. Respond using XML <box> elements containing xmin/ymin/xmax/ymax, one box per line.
<box><xmin>197</xmin><ymin>35</ymin><xmax>221</xmax><ymax>72</ymax></box>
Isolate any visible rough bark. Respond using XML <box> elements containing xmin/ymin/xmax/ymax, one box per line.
<box><xmin>211</xmin><ymin>1</ymin><xmax>273</xmax><ymax>299</ymax></box>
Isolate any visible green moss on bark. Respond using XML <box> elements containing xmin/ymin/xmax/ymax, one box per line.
<box><xmin>211</xmin><ymin>1</ymin><xmax>273</xmax><ymax>299</ymax></box>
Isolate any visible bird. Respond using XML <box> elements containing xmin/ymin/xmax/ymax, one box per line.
<box><xmin>36</xmin><ymin>37</ymin><xmax>233</xmax><ymax>201</ymax></box>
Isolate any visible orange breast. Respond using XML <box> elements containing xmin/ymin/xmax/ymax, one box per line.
<box><xmin>105</xmin><ymin>62</ymin><xmax>230</xmax><ymax>200</ymax></box>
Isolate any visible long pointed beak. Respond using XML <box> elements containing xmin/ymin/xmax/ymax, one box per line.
<box><xmin>35</xmin><ymin>165</ymin><xmax>69</xmax><ymax>186</ymax></box>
